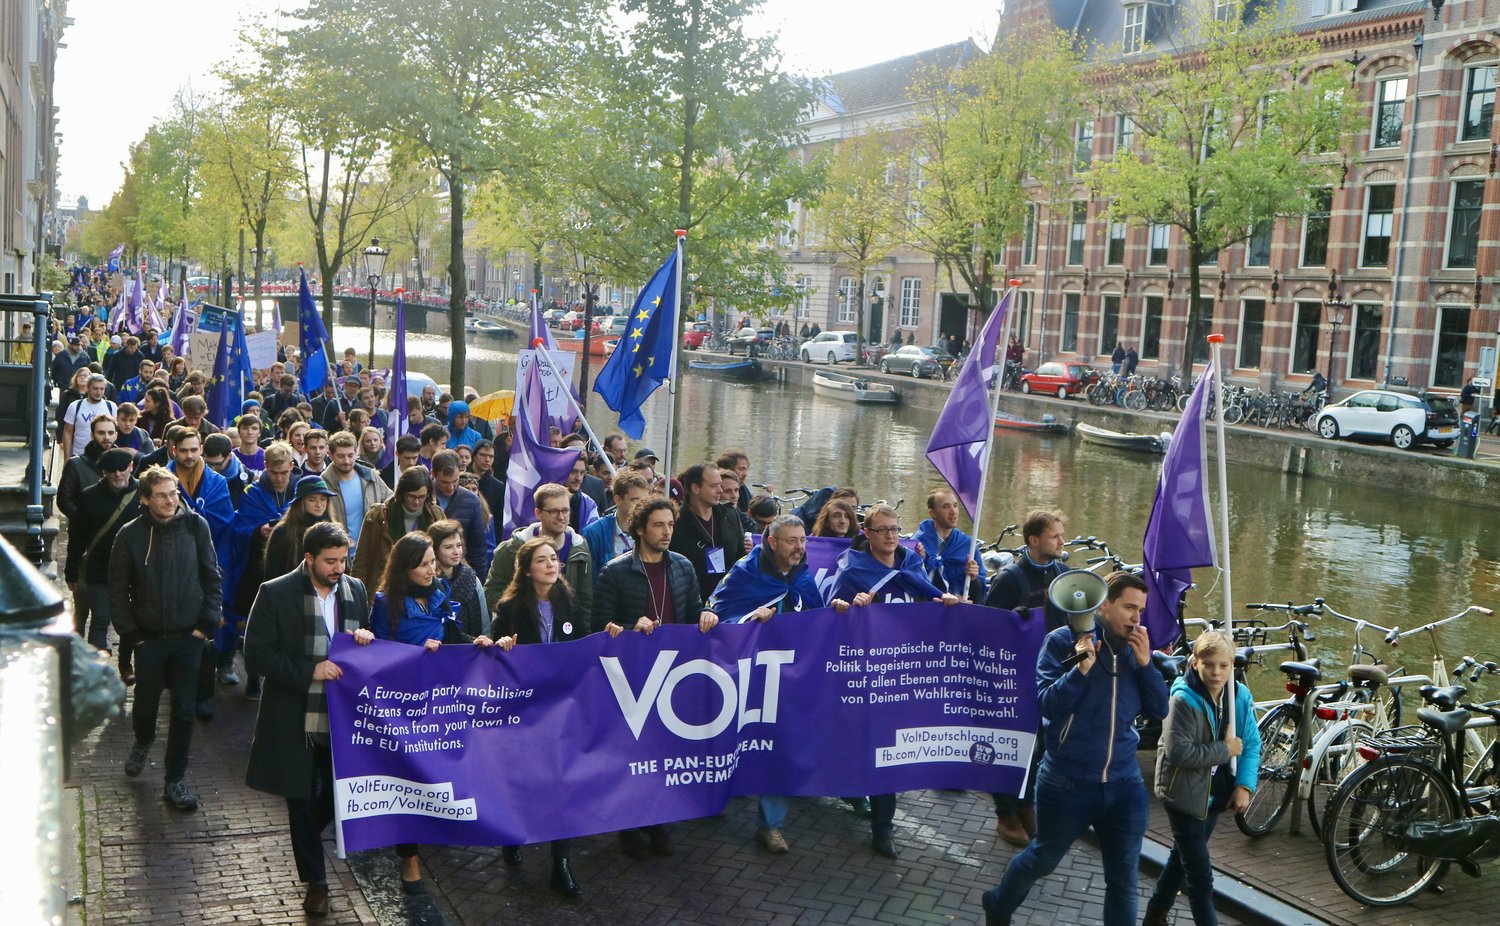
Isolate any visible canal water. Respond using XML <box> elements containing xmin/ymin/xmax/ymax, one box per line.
<box><xmin>329</xmin><ymin>307</ymin><xmax>1500</xmax><ymax>698</ymax></box>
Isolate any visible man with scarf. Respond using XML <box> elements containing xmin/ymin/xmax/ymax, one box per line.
<box><xmin>828</xmin><ymin>503</ymin><xmax>958</xmax><ymax>860</ymax></box>
<box><xmin>243</xmin><ymin>522</ymin><xmax>373</xmax><ymax>918</ymax></box>
<box><xmin>221</xmin><ymin>442</ymin><xmax>298</xmax><ymax>700</ymax></box>
<box><xmin>912</xmin><ymin>488</ymin><xmax>986</xmax><ymax>601</ymax></box>
<box><xmin>708</xmin><ymin>514</ymin><xmax>847</xmax><ymax>855</ymax></box>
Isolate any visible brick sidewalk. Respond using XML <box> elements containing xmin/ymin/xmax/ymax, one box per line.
<box><xmin>68</xmin><ymin>667</ymin><xmax>1246</xmax><ymax>926</ymax></box>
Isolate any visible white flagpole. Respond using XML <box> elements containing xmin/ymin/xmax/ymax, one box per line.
<box><xmin>529</xmin><ymin>344</ymin><xmax>618</xmax><ymax>478</ymax></box>
<box><xmin>661</xmin><ymin>230</ymin><xmax>686</xmax><ymax>484</ymax></box>
<box><xmin>1205</xmin><ymin>333</ymin><xmax>1235</xmax><ymax>771</ymax></box>
<box><xmin>962</xmin><ymin>280</ymin><xmax>1020</xmax><ymax>601</ymax></box>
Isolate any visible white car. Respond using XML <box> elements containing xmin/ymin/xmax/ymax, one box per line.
<box><xmin>1315</xmin><ymin>389</ymin><xmax>1460</xmax><ymax>450</ymax></box>
<box><xmin>800</xmin><ymin>330</ymin><xmax>859</xmax><ymax>364</ymax></box>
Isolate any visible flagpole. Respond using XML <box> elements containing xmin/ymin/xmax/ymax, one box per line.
<box><xmin>962</xmin><ymin>280</ymin><xmax>1019</xmax><ymax>601</ymax></box>
<box><xmin>661</xmin><ymin>230</ymin><xmax>686</xmax><ymax>484</ymax></box>
<box><xmin>1205</xmin><ymin>333</ymin><xmax>1235</xmax><ymax>771</ymax></box>
<box><xmin>530</xmin><ymin>340</ymin><xmax>618</xmax><ymax>478</ymax></box>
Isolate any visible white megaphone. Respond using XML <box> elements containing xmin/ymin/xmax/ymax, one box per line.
<box><xmin>1047</xmin><ymin>570</ymin><xmax>1109</xmax><ymax>635</ymax></box>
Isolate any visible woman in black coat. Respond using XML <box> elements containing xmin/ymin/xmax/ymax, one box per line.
<box><xmin>491</xmin><ymin>535</ymin><xmax>588</xmax><ymax>898</ymax></box>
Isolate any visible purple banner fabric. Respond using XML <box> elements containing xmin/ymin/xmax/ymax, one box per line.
<box><xmin>502</xmin><ymin>360</ymin><xmax>581</xmax><ymax>537</ymax></box>
<box><xmin>1140</xmin><ymin>361</ymin><xmax>1218</xmax><ymax>644</ymax></box>
<box><xmin>925</xmin><ymin>290</ymin><xmax>1012</xmax><ymax>519</ymax></box>
<box><xmin>329</xmin><ymin>602</ymin><xmax>1043</xmax><ymax>851</ymax></box>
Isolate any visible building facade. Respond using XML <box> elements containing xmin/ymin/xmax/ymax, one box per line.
<box><xmin>1003</xmin><ymin>0</ymin><xmax>1497</xmax><ymax>392</ymax></box>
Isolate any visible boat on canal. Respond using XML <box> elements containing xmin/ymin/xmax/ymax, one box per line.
<box><xmin>687</xmin><ymin>358</ymin><xmax>764</xmax><ymax>381</ymax></box>
<box><xmin>995</xmin><ymin>411</ymin><xmax>1067</xmax><ymax>434</ymax></box>
<box><xmin>1075</xmin><ymin>422</ymin><xmax>1171</xmax><ymax>453</ymax></box>
<box><xmin>811</xmin><ymin>370</ymin><xmax>900</xmax><ymax>404</ymax></box>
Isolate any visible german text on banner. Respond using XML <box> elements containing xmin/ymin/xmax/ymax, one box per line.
<box><xmin>329</xmin><ymin>603</ymin><xmax>1044</xmax><ymax>851</ymax></box>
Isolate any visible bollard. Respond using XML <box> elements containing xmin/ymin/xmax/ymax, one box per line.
<box><xmin>0</xmin><ymin>534</ymin><xmax>124</xmax><ymax>924</ymax></box>
<box><xmin>1457</xmin><ymin>412</ymin><xmax>1479</xmax><ymax>460</ymax></box>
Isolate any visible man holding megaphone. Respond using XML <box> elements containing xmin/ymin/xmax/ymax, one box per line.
<box><xmin>981</xmin><ymin>570</ymin><xmax>1170</xmax><ymax>926</ymax></box>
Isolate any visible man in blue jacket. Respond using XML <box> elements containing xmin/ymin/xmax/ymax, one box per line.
<box><xmin>912</xmin><ymin>488</ymin><xmax>985</xmax><ymax>600</ymax></box>
<box><xmin>982</xmin><ymin>570</ymin><xmax>1169</xmax><ymax>926</ymax></box>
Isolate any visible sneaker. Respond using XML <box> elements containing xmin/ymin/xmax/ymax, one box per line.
<box><xmin>245</xmin><ymin>676</ymin><xmax>263</xmax><ymax>701</ymax></box>
<box><xmin>163</xmin><ymin>778</ymin><xmax>198</xmax><ymax>812</ymax></box>
<box><xmin>124</xmin><ymin>742</ymin><xmax>149</xmax><ymax>778</ymax></box>
<box><xmin>757</xmin><ymin>827</ymin><xmax>789</xmax><ymax>854</ymax></box>
<box><xmin>196</xmin><ymin>702</ymin><xmax>215</xmax><ymax>721</ymax></box>
<box><xmin>217</xmin><ymin>667</ymin><xmax>241</xmax><ymax>686</ymax></box>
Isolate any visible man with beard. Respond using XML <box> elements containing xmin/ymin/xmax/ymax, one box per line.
<box><xmin>707</xmin><ymin>514</ymin><xmax>844</xmax><ymax>854</ymax></box>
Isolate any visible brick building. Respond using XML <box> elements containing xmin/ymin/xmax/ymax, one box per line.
<box><xmin>1001</xmin><ymin>0</ymin><xmax>1497</xmax><ymax>392</ymax></box>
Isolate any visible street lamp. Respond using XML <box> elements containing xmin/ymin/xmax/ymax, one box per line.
<box><xmin>573</xmin><ymin>252</ymin><xmax>600</xmax><ymax>413</ymax></box>
<box><xmin>362</xmin><ymin>237</ymin><xmax>389</xmax><ymax>369</ymax></box>
<box><xmin>512</xmin><ymin>268</ymin><xmax>521</xmax><ymax>303</ymax></box>
<box><xmin>410</xmin><ymin>257</ymin><xmax>420</xmax><ymax>292</ymax></box>
<box><xmin>1325</xmin><ymin>270</ymin><xmax>1349</xmax><ymax>394</ymax></box>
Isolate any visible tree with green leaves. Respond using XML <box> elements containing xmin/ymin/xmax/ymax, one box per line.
<box><xmin>811</xmin><ymin>134</ymin><xmax>908</xmax><ymax>361</ymax></box>
<box><xmin>129</xmin><ymin>90</ymin><xmax>203</xmax><ymax>283</ymax></box>
<box><xmin>908</xmin><ymin>25</ymin><xmax>1084</xmax><ymax>339</ymax></box>
<box><xmin>1089</xmin><ymin>2</ymin><xmax>1355</xmax><ymax>373</ymax></box>
<box><xmin>282</xmin><ymin>0</ymin><xmax>599</xmax><ymax>394</ymax></box>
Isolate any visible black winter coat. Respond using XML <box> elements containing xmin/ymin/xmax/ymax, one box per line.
<box><xmin>64</xmin><ymin>478</ymin><xmax>140</xmax><ymax>585</ymax></box>
<box><xmin>57</xmin><ymin>440</ymin><xmax>105</xmax><ymax>521</ymax></box>
<box><xmin>491</xmin><ymin>588</ymin><xmax>587</xmax><ymax>645</ymax></box>
<box><xmin>592</xmin><ymin>551</ymin><xmax>703</xmax><ymax>633</ymax></box>
<box><xmin>107</xmin><ymin>505</ymin><xmax>222</xmax><ymax>640</ymax></box>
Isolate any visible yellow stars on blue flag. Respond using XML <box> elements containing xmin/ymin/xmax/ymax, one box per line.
<box><xmin>592</xmin><ymin>246</ymin><xmax>681</xmax><ymax>439</ymax></box>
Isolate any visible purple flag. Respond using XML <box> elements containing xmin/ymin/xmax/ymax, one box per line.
<box><xmin>529</xmin><ymin>298</ymin><xmax>557</xmax><ymax>351</ymax></box>
<box><xmin>127</xmin><ymin>269</ymin><xmax>144</xmax><ymax>333</ymax></box>
<box><xmin>382</xmin><ymin>292</ymin><xmax>409</xmax><ymax>468</ymax></box>
<box><xmin>502</xmin><ymin>360</ymin><xmax>581</xmax><ymax>537</ymax></box>
<box><xmin>169</xmin><ymin>295</ymin><xmax>197</xmax><ymax>358</ymax></box>
<box><xmin>327</xmin><ymin>602</ymin><xmax>1044</xmax><ymax>851</ymax></box>
<box><xmin>1140</xmin><ymin>361</ymin><xmax>1218</xmax><ymax>645</ymax></box>
<box><xmin>924</xmin><ymin>290</ymin><xmax>1012</xmax><ymax>519</ymax></box>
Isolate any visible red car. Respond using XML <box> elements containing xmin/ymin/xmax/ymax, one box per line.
<box><xmin>683</xmin><ymin>322</ymin><xmax>713</xmax><ymax>350</ymax></box>
<box><xmin>1020</xmin><ymin>362</ymin><xmax>1091</xmax><ymax>400</ymax></box>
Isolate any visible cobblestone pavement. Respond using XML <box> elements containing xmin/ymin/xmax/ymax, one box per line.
<box><xmin>68</xmin><ymin>661</ymin><xmax>1249</xmax><ymax>926</ymax></box>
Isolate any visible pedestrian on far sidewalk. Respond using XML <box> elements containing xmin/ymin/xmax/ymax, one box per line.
<box><xmin>108</xmin><ymin>464</ymin><xmax>223</xmax><ymax>812</ymax></box>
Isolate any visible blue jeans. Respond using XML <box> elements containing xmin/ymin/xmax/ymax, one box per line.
<box><xmin>986</xmin><ymin>764</ymin><xmax>1149</xmax><ymax>926</ymax></box>
<box><xmin>758</xmin><ymin>796</ymin><xmax>787</xmax><ymax>829</ymax></box>
<box><xmin>1150</xmin><ymin>807</ymin><xmax>1220</xmax><ymax>925</ymax></box>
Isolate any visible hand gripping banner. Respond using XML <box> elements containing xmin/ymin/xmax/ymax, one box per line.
<box><xmin>329</xmin><ymin>603</ymin><xmax>1045</xmax><ymax>852</ymax></box>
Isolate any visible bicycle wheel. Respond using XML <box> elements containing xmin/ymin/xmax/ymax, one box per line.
<box><xmin>1236</xmin><ymin>704</ymin><xmax>1300</xmax><ymax>837</ymax></box>
<box><xmin>1323</xmin><ymin>757</ymin><xmax>1456</xmax><ymax>906</ymax></box>
<box><xmin>1124</xmin><ymin>389</ymin><xmax>1147</xmax><ymax>411</ymax></box>
<box><xmin>1307</xmin><ymin>720</ymin><xmax>1374</xmax><ymax>837</ymax></box>
<box><xmin>1223</xmin><ymin>403</ymin><xmax>1245</xmax><ymax>425</ymax></box>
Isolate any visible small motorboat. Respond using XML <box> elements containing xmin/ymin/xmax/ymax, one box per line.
<box><xmin>466</xmin><ymin>318</ymin><xmax>514</xmax><ymax>337</ymax></box>
<box><xmin>812</xmin><ymin>370</ymin><xmax>899</xmax><ymax>404</ymax></box>
<box><xmin>1076</xmin><ymin>422</ymin><xmax>1171</xmax><ymax>453</ymax></box>
<box><xmin>688</xmin><ymin>358</ymin><xmax>764</xmax><ymax>381</ymax></box>
<box><xmin>995</xmin><ymin>411</ymin><xmax>1068</xmax><ymax>434</ymax></box>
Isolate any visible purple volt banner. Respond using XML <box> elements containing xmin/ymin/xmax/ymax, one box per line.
<box><xmin>328</xmin><ymin>602</ymin><xmax>1044</xmax><ymax>852</ymax></box>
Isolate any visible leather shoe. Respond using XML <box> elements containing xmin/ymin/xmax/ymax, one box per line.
<box><xmin>619</xmin><ymin>829</ymin><xmax>651</xmax><ymax>860</ymax></box>
<box><xmin>981</xmin><ymin>890</ymin><xmax>1008</xmax><ymax>926</ymax></box>
<box><xmin>400</xmin><ymin>878</ymin><xmax>425</xmax><ymax>896</ymax></box>
<box><xmin>550</xmin><ymin>858</ymin><xmax>582</xmax><ymax>898</ymax></box>
<box><xmin>995</xmin><ymin>813</ymin><xmax>1029</xmax><ymax>848</ymax></box>
<box><xmin>871</xmin><ymin>832</ymin><xmax>897</xmax><ymax>859</ymax></box>
<box><xmin>646</xmin><ymin>826</ymin><xmax>673</xmax><ymax>857</ymax></box>
<box><xmin>302</xmin><ymin>881</ymin><xmax>329</xmax><ymax>917</ymax></box>
<box><xmin>502</xmin><ymin>845</ymin><xmax>523</xmax><ymax>866</ymax></box>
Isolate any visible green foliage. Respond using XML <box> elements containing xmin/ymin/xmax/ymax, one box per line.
<box><xmin>1089</xmin><ymin>2</ymin><xmax>1356</xmax><ymax>370</ymax></box>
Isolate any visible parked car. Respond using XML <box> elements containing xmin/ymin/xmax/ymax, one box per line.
<box><xmin>801</xmin><ymin>331</ymin><xmax>859</xmax><ymax>364</ymax></box>
<box><xmin>684</xmin><ymin>321</ymin><xmax>714</xmax><ymax>350</ymax></box>
<box><xmin>594</xmin><ymin>315</ymin><xmax>631</xmax><ymax>337</ymax></box>
<box><xmin>560</xmin><ymin>310</ymin><xmax>587</xmax><ymax>331</ymax></box>
<box><xmin>727</xmin><ymin>327</ymin><xmax>773</xmax><ymax>355</ymax></box>
<box><xmin>1020</xmin><ymin>362</ymin><xmax>1090</xmax><ymax>399</ymax></box>
<box><xmin>1315</xmin><ymin>389</ymin><xmax>1459</xmax><ymax>450</ymax></box>
<box><xmin>545</xmin><ymin>308</ymin><xmax>567</xmax><ymax>327</ymax></box>
<box><xmin>880</xmin><ymin>345</ymin><xmax>944</xmax><ymax>378</ymax></box>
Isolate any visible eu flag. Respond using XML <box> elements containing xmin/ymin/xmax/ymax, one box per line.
<box><xmin>208</xmin><ymin>309</ymin><xmax>252</xmax><ymax>429</ymax></box>
<box><xmin>298</xmin><ymin>268</ymin><xmax>332</xmax><ymax>395</ymax></box>
<box><xmin>591</xmin><ymin>248</ymin><xmax>680</xmax><ymax>438</ymax></box>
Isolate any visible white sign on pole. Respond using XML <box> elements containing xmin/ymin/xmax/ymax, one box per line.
<box><xmin>190</xmin><ymin>306</ymin><xmax>229</xmax><ymax>373</ymax></box>
<box><xmin>245</xmin><ymin>330</ymin><xmax>279</xmax><ymax>370</ymax></box>
<box><xmin>515</xmin><ymin>349</ymin><xmax>576</xmax><ymax>424</ymax></box>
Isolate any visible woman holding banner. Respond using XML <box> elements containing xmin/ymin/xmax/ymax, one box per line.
<box><xmin>490</xmin><ymin>536</ymin><xmax>588</xmax><ymax>898</ymax></box>
<box><xmin>371</xmin><ymin>532</ymin><xmax>494</xmax><ymax>892</ymax></box>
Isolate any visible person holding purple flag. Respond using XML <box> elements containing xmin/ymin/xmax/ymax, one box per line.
<box><xmin>981</xmin><ymin>571</ymin><xmax>1169</xmax><ymax>926</ymax></box>
<box><xmin>828</xmin><ymin>504</ymin><xmax>958</xmax><ymax>859</ymax></box>
<box><xmin>502</xmin><ymin>360</ymin><xmax>579</xmax><ymax>538</ymax></box>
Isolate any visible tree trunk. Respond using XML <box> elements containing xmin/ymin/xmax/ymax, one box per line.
<box><xmin>1183</xmin><ymin>241</ymin><xmax>1203</xmax><ymax>377</ymax></box>
<box><xmin>448</xmin><ymin>162</ymin><xmax>467</xmax><ymax>397</ymax></box>
<box><xmin>252</xmin><ymin>224</ymin><xmax>266</xmax><ymax>331</ymax></box>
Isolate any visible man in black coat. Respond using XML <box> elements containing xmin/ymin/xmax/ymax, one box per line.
<box><xmin>669</xmin><ymin>462</ymin><xmax>746</xmax><ymax>602</ymax></box>
<box><xmin>243</xmin><ymin>522</ymin><xmax>373</xmax><ymax>917</ymax></box>
<box><xmin>65</xmin><ymin>448</ymin><xmax>139</xmax><ymax>656</ymax></box>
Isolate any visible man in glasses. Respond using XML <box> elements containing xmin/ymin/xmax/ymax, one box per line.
<box><xmin>484</xmin><ymin>483</ymin><xmax>593</xmax><ymax>620</ymax></box>
<box><xmin>828</xmin><ymin>504</ymin><xmax>958</xmax><ymax>859</ymax></box>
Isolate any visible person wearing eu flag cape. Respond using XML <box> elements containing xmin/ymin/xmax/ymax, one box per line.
<box><xmin>912</xmin><ymin>488</ymin><xmax>986</xmax><ymax>601</ymax></box>
<box><xmin>827</xmin><ymin>504</ymin><xmax>959</xmax><ymax>860</ymax></box>
<box><xmin>708</xmin><ymin>513</ymin><xmax>849</xmax><ymax>856</ymax></box>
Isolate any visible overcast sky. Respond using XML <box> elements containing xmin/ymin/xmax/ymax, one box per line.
<box><xmin>56</xmin><ymin>2</ymin><xmax>1000</xmax><ymax>206</ymax></box>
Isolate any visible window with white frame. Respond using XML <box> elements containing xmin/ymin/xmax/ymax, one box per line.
<box><xmin>1148</xmin><ymin>223</ymin><xmax>1170</xmax><ymax>265</ymax></box>
<box><xmin>1075</xmin><ymin>119</ymin><xmax>1095</xmax><ymax>167</ymax></box>
<box><xmin>838</xmin><ymin>276</ymin><xmax>857</xmax><ymax>324</ymax></box>
<box><xmin>1098</xmin><ymin>295</ymin><xmax>1121</xmax><ymax>355</ymax></box>
<box><xmin>1361</xmin><ymin>185</ymin><xmax>1395</xmax><ymax>267</ymax></box>
<box><xmin>1215</xmin><ymin>0</ymin><xmax>1240</xmax><ymax>22</ymax></box>
<box><xmin>1117</xmin><ymin>114</ymin><xmax>1136</xmax><ymax>153</ymax></box>
<box><xmin>1068</xmin><ymin>202</ymin><xmax>1087</xmax><ymax>265</ymax></box>
<box><xmin>1245</xmin><ymin>220</ymin><xmax>1272</xmax><ymax>267</ymax></box>
<box><xmin>907</xmin><ymin>158</ymin><xmax>926</xmax><ymax>227</ymax></box>
<box><xmin>779</xmin><ymin>200</ymin><xmax>797</xmax><ymax>247</ymax></box>
<box><xmin>1107</xmin><ymin>219</ymin><xmax>1127</xmax><ymax>265</ymax></box>
<box><xmin>1016</xmin><ymin>291</ymin><xmax>1033</xmax><ymax>346</ymax></box>
<box><xmin>1123</xmin><ymin>5</ymin><xmax>1145</xmax><ymax>54</ymax></box>
<box><xmin>795</xmin><ymin>275</ymin><xmax>811</xmax><ymax>319</ymax></box>
<box><xmin>1462</xmin><ymin>65</ymin><xmax>1497</xmax><ymax>142</ymax></box>
<box><xmin>1238</xmin><ymin>299</ymin><xmax>1265</xmax><ymax>369</ymax></box>
<box><xmin>1446</xmin><ymin>179</ymin><xmax>1484</xmax><ymax>269</ymax></box>
<box><xmin>1373</xmin><ymin>77</ymin><xmax>1407</xmax><ymax>149</ymax></box>
<box><xmin>899</xmin><ymin>278</ymin><xmax>921</xmax><ymax>329</ymax></box>
<box><xmin>1021</xmin><ymin>203</ymin><xmax>1038</xmax><ymax>265</ymax></box>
